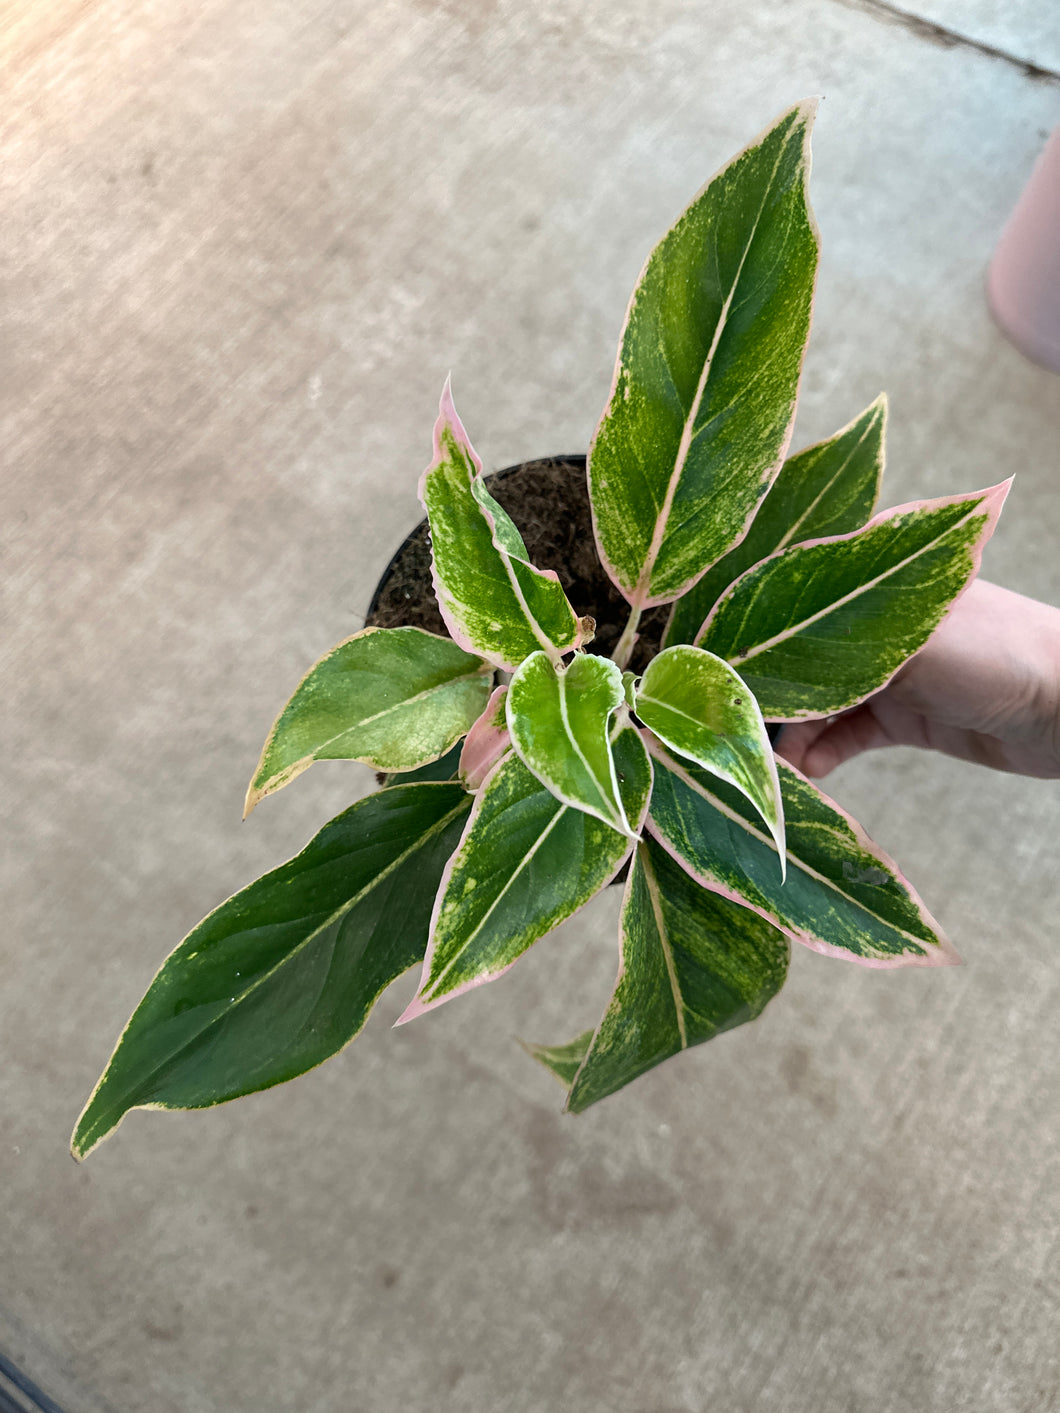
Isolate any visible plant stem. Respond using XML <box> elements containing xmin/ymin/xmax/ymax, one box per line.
<box><xmin>612</xmin><ymin>607</ymin><xmax>642</xmax><ymax>670</ymax></box>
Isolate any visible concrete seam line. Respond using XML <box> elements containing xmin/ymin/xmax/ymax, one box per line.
<box><xmin>831</xmin><ymin>0</ymin><xmax>1060</xmax><ymax>85</ymax></box>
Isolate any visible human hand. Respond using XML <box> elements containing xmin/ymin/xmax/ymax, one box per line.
<box><xmin>775</xmin><ymin>579</ymin><xmax>1060</xmax><ymax>780</ymax></box>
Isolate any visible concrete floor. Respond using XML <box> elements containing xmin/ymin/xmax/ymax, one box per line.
<box><xmin>3</xmin><ymin>2</ymin><xmax>1059</xmax><ymax>1410</ymax></box>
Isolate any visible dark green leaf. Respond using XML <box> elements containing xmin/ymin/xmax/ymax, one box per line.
<box><xmin>567</xmin><ymin>839</ymin><xmax>789</xmax><ymax>1112</ymax></box>
<box><xmin>646</xmin><ymin>741</ymin><xmax>958</xmax><ymax>967</ymax></box>
<box><xmin>72</xmin><ymin>783</ymin><xmax>472</xmax><ymax>1160</ymax></box>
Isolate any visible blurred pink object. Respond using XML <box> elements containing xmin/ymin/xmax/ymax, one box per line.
<box><xmin>987</xmin><ymin>125</ymin><xmax>1060</xmax><ymax>374</ymax></box>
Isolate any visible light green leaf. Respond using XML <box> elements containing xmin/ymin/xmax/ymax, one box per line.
<box><xmin>588</xmin><ymin>101</ymin><xmax>819</xmax><ymax>609</ymax></box>
<box><xmin>419</xmin><ymin>381</ymin><xmax>581</xmax><ymax>670</ymax></box>
<box><xmin>664</xmin><ymin>394</ymin><xmax>886</xmax><ymax>647</ymax></box>
<box><xmin>567</xmin><ymin>839</ymin><xmax>789</xmax><ymax>1112</ymax></box>
<box><xmin>399</xmin><ymin>726</ymin><xmax>653</xmax><ymax>1017</ymax></box>
<box><xmin>507</xmin><ymin>651</ymin><xmax>632</xmax><ymax>836</ymax></box>
<box><xmin>521</xmin><ymin>1031</ymin><xmax>594</xmax><ymax>1088</ymax></box>
<box><xmin>72</xmin><ymin>784</ymin><xmax>472</xmax><ymax>1160</ymax></box>
<box><xmin>646</xmin><ymin>741</ymin><xmax>958</xmax><ymax>968</ymax></box>
<box><xmin>244</xmin><ymin>626</ymin><xmax>491</xmax><ymax>816</ymax></box>
<box><xmin>633</xmin><ymin>645</ymin><xmax>784</xmax><ymax>872</ymax></box>
<box><xmin>384</xmin><ymin>741</ymin><xmax>463</xmax><ymax>786</ymax></box>
<box><xmin>699</xmin><ymin>482</ymin><xmax>1010</xmax><ymax>719</ymax></box>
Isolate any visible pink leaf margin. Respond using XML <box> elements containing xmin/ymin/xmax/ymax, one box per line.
<box><xmin>643</xmin><ymin>737</ymin><xmax>960</xmax><ymax>970</ymax></box>
<box><xmin>418</xmin><ymin>378</ymin><xmax>579</xmax><ymax>670</ymax></box>
<box><xmin>696</xmin><ymin>479</ymin><xmax>1013</xmax><ymax>721</ymax></box>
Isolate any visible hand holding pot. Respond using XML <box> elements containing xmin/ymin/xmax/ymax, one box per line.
<box><xmin>776</xmin><ymin>579</ymin><xmax>1060</xmax><ymax>780</ymax></box>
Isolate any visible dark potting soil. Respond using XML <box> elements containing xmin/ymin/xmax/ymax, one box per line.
<box><xmin>365</xmin><ymin>456</ymin><xmax>670</xmax><ymax>673</ymax></box>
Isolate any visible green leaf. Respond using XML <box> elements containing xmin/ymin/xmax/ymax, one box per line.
<box><xmin>633</xmin><ymin>645</ymin><xmax>784</xmax><ymax>871</ymax></box>
<box><xmin>699</xmin><ymin>482</ymin><xmax>1010</xmax><ymax>719</ymax></box>
<box><xmin>72</xmin><ymin>783</ymin><xmax>473</xmax><ymax>1160</ymax></box>
<box><xmin>588</xmin><ymin>101</ymin><xmax>819</xmax><ymax>609</ymax></box>
<box><xmin>645</xmin><ymin>741</ymin><xmax>958</xmax><ymax>968</ymax></box>
<box><xmin>420</xmin><ymin>381</ymin><xmax>581</xmax><ymax>670</ymax></box>
<box><xmin>520</xmin><ymin>1031</ymin><xmax>594</xmax><ymax>1088</ymax></box>
<box><xmin>384</xmin><ymin>741</ymin><xmax>463</xmax><ymax>786</ymax></box>
<box><xmin>507</xmin><ymin>652</ymin><xmax>632</xmax><ymax>836</ymax></box>
<box><xmin>244</xmin><ymin>627</ymin><xmax>491</xmax><ymax>815</ymax></box>
<box><xmin>567</xmin><ymin>839</ymin><xmax>789</xmax><ymax>1112</ymax></box>
<box><xmin>664</xmin><ymin>394</ymin><xmax>886</xmax><ymax>647</ymax></box>
<box><xmin>399</xmin><ymin>726</ymin><xmax>653</xmax><ymax>1018</ymax></box>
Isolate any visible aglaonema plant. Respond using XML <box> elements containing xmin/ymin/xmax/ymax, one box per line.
<box><xmin>72</xmin><ymin>100</ymin><xmax>1009</xmax><ymax>1159</ymax></box>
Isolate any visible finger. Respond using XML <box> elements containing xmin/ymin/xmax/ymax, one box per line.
<box><xmin>781</xmin><ymin>707</ymin><xmax>893</xmax><ymax>777</ymax></box>
<box><xmin>773</xmin><ymin>719</ymin><xmax>832</xmax><ymax>773</ymax></box>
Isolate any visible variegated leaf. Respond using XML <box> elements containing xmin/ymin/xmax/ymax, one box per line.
<box><xmin>632</xmin><ymin>645</ymin><xmax>784</xmax><ymax>871</ymax></box>
<box><xmin>588</xmin><ymin>101</ymin><xmax>819</xmax><ymax>609</ymax></box>
<box><xmin>521</xmin><ymin>1031</ymin><xmax>594</xmax><ymax>1088</ymax></box>
<box><xmin>420</xmin><ymin>381</ymin><xmax>581</xmax><ymax>670</ymax></box>
<box><xmin>459</xmin><ymin>685</ymin><xmax>511</xmax><ymax>791</ymax></box>
<box><xmin>384</xmin><ymin>741</ymin><xmax>463</xmax><ymax>786</ymax></box>
<box><xmin>645</xmin><ymin>740</ymin><xmax>958</xmax><ymax>968</ymax></box>
<box><xmin>567</xmin><ymin>838</ymin><xmax>790</xmax><ymax>1112</ymax></box>
<box><xmin>398</xmin><ymin>726</ymin><xmax>652</xmax><ymax>1019</ymax></box>
<box><xmin>507</xmin><ymin>651</ymin><xmax>632</xmax><ymax>836</ymax></box>
<box><xmin>664</xmin><ymin>394</ymin><xmax>886</xmax><ymax>647</ymax></box>
<box><xmin>72</xmin><ymin>783</ymin><xmax>472</xmax><ymax>1160</ymax></box>
<box><xmin>244</xmin><ymin>627</ymin><xmax>492</xmax><ymax>816</ymax></box>
<box><xmin>699</xmin><ymin>482</ymin><xmax>1011</xmax><ymax>720</ymax></box>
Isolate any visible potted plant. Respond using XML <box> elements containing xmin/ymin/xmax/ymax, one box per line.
<box><xmin>72</xmin><ymin>100</ymin><xmax>1008</xmax><ymax>1160</ymax></box>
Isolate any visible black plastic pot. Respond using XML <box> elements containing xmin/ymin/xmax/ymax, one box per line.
<box><xmin>366</xmin><ymin>453</ymin><xmax>781</xmax><ymax>747</ymax></box>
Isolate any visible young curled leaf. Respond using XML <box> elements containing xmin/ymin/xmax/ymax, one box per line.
<box><xmin>507</xmin><ymin>651</ymin><xmax>633</xmax><ymax>836</ymax></box>
<box><xmin>459</xmin><ymin>685</ymin><xmax>510</xmax><ymax>791</ymax></box>
<box><xmin>420</xmin><ymin>381</ymin><xmax>581</xmax><ymax>670</ymax></box>
<box><xmin>244</xmin><ymin>626</ymin><xmax>491</xmax><ymax>816</ymax></box>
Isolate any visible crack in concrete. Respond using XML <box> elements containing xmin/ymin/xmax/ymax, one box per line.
<box><xmin>833</xmin><ymin>0</ymin><xmax>1060</xmax><ymax>85</ymax></box>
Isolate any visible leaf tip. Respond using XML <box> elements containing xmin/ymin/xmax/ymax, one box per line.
<box><xmin>438</xmin><ymin>370</ymin><xmax>456</xmax><ymax>422</ymax></box>
<box><xmin>930</xmin><ymin>933</ymin><xmax>962</xmax><ymax>968</ymax></box>
<box><xmin>69</xmin><ymin>1110</ymin><xmax>105</xmax><ymax>1163</ymax></box>
<box><xmin>393</xmin><ymin>992</ymin><xmax>433</xmax><ymax>1027</ymax></box>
